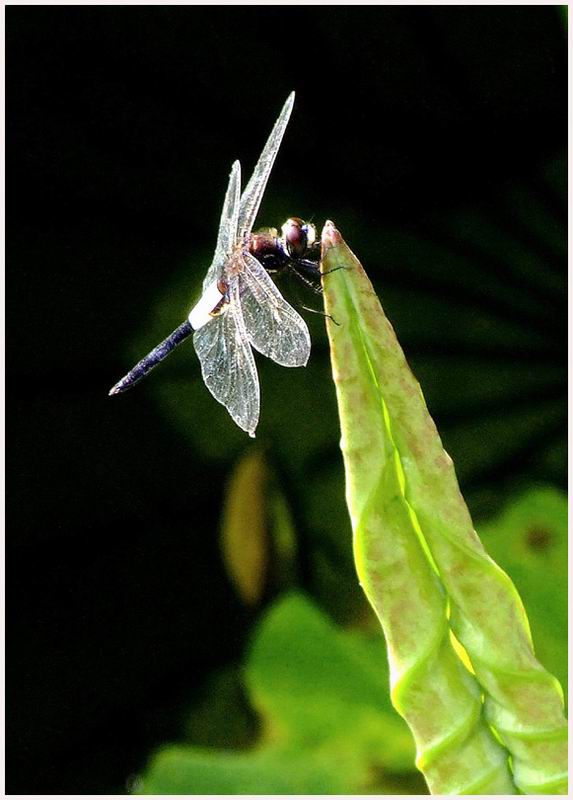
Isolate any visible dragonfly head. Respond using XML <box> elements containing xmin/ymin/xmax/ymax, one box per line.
<box><xmin>281</xmin><ymin>218</ymin><xmax>317</xmax><ymax>259</ymax></box>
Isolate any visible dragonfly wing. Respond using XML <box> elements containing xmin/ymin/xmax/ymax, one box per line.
<box><xmin>237</xmin><ymin>92</ymin><xmax>295</xmax><ymax>238</ymax></box>
<box><xmin>202</xmin><ymin>160</ymin><xmax>242</xmax><ymax>292</ymax></box>
<box><xmin>193</xmin><ymin>280</ymin><xmax>260</xmax><ymax>437</ymax></box>
<box><xmin>239</xmin><ymin>252</ymin><xmax>311</xmax><ymax>368</ymax></box>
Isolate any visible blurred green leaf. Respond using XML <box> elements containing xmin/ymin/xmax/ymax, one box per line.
<box><xmin>220</xmin><ymin>450</ymin><xmax>269</xmax><ymax>606</ymax></box>
<box><xmin>219</xmin><ymin>449</ymin><xmax>299</xmax><ymax>605</ymax></box>
<box><xmin>477</xmin><ymin>487</ymin><xmax>567</xmax><ymax>699</ymax></box>
<box><xmin>140</xmin><ymin>744</ymin><xmax>428</xmax><ymax>795</ymax></box>
<box><xmin>245</xmin><ymin>591</ymin><xmax>416</xmax><ymax>771</ymax></box>
<box><xmin>139</xmin><ymin>744</ymin><xmax>385</xmax><ymax>795</ymax></box>
<box><xmin>138</xmin><ymin>592</ymin><xmax>424</xmax><ymax>794</ymax></box>
<box><xmin>266</xmin><ymin>481</ymin><xmax>298</xmax><ymax>589</ymax></box>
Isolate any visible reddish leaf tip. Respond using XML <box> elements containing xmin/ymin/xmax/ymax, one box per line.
<box><xmin>321</xmin><ymin>220</ymin><xmax>342</xmax><ymax>252</ymax></box>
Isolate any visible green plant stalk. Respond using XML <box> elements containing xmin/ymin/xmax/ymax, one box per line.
<box><xmin>320</xmin><ymin>221</ymin><xmax>567</xmax><ymax>794</ymax></box>
<box><xmin>321</xmin><ymin>223</ymin><xmax>515</xmax><ymax>794</ymax></box>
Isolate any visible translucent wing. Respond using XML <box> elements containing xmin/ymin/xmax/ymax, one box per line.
<box><xmin>237</xmin><ymin>92</ymin><xmax>295</xmax><ymax>238</ymax></box>
<box><xmin>239</xmin><ymin>251</ymin><xmax>311</xmax><ymax>367</ymax></box>
<box><xmin>202</xmin><ymin>160</ymin><xmax>242</xmax><ymax>292</ymax></box>
<box><xmin>193</xmin><ymin>280</ymin><xmax>260</xmax><ymax>437</ymax></box>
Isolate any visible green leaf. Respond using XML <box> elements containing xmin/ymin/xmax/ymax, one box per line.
<box><xmin>321</xmin><ymin>221</ymin><xmax>567</xmax><ymax>793</ymax></box>
<box><xmin>219</xmin><ymin>449</ymin><xmax>299</xmax><ymax>605</ymax></box>
<box><xmin>219</xmin><ymin>449</ymin><xmax>270</xmax><ymax>606</ymax></box>
<box><xmin>138</xmin><ymin>592</ymin><xmax>426</xmax><ymax>795</ymax></box>
<box><xmin>139</xmin><ymin>745</ymin><xmax>354</xmax><ymax>795</ymax></box>
<box><xmin>245</xmin><ymin>591</ymin><xmax>416</xmax><ymax>771</ymax></box>
<box><xmin>477</xmin><ymin>487</ymin><xmax>568</xmax><ymax>699</ymax></box>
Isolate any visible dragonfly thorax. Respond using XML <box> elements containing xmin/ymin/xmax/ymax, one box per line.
<box><xmin>226</xmin><ymin>247</ymin><xmax>247</xmax><ymax>279</ymax></box>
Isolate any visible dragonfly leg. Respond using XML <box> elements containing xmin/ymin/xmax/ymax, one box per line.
<box><xmin>301</xmin><ymin>305</ymin><xmax>340</xmax><ymax>326</ymax></box>
<box><xmin>290</xmin><ymin>265</ymin><xmax>324</xmax><ymax>296</ymax></box>
<box><xmin>296</xmin><ymin>258</ymin><xmax>322</xmax><ymax>273</ymax></box>
<box><xmin>320</xmin><ymin>265</ymin><xmax>351</xmax><ymax>276</ymax></box>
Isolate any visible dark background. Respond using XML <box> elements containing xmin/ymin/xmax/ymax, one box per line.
<box><xmin>7</xmin><ymin>5</ymin><xmax>566</xmax><ymax>794</ymax></box>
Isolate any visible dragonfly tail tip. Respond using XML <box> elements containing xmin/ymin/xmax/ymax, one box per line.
<box><xmin>108</xmin><ymin>382</ymin><xmax>123</xmax><ymax>396</ymax></box>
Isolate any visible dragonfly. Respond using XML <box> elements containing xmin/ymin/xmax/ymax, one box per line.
<box><xmin>109</xmin><ymin>92</ymin><xmax>311</xmax><ymax>437</ymax></box>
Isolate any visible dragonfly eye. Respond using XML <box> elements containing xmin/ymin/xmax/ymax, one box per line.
<box><xmin>281</xmin><ymin>217</ymin><xmax>308</xmax><ymax>258</ymax></box>
<box><xmin>302</xmin><ymin>222</ymin><xmax>316</xmax><ymax>247</ymax></box>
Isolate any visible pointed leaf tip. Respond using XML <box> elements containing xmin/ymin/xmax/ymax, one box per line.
<box><xmin>321</xmin><ymin>220</ymin><xmax>342</xmax><ymax>252</ymax></box>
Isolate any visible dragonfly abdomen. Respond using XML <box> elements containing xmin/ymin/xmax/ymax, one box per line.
<box><xmin>108</xmin><ymin>320</ymin><xmax>193</xmax><ymax>395</ymax></box>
